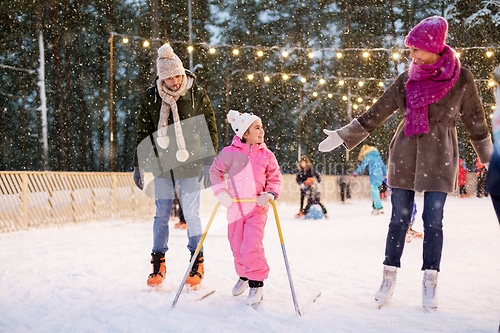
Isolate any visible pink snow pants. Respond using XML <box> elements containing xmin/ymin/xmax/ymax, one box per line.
<box><xmin>227</xmin><ymin>202</ymin><xmax>269</xmax><ymax>281</ymax></box>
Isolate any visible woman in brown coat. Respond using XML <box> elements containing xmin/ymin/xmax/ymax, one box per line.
<box><xmin>319</xmin><ymin>16</ymin><xmax>492</xmax><ymax>310</ymax></box>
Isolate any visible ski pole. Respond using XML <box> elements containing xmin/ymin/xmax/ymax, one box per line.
<box><xmin>269</xmin><ymin>199</ymin><xmax>302</xmax><ymax>316</ymax></box>
<box><xmin>171</xmin><ymin>202</ymin><xmax>220</xmax><ymax>308</ymax></box>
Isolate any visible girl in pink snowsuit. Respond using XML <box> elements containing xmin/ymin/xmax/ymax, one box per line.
<box><xmin>210</xmin><ymin>110</ymin><xmax>281</xmax><ymax>306</ymax></box>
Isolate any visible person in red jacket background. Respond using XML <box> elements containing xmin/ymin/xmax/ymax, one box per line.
<box><xmin>458</xmin><ymin>158</ymin><xmax>469</xmax><ymax>198</ymax></box>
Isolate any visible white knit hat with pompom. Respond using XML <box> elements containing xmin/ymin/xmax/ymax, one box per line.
<box><xmin>227</xmin><ymin>110</ymin><xmax>260</xmax><ymax>139</ymax></box>
<box><xmin>157</xmin><ymin>44</ymin><xmax>185</xmax><ymax>80</ymax></box>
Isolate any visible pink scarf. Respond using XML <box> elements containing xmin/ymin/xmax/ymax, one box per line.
<box><xmin>405</xmin><ymin>45</ymin><xmax>460</xmax><ymax>136</ymax></box>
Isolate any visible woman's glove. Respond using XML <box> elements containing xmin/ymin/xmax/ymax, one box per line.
<box><xmin>216</xmin><ymin>192</ymin><xmax>233</xmax><ymax>208</ymax></box>
<box><xmin>133</xmin><ymin>166</ymin><xmax>144</xmax><ymax>190</ymax></box>
<box><xmin>257</xmin><ymin>192</ymin><xmax>274</xmax><ymax>207</ymax></box>
<box><xmin>318</xmin><ymin>129</ymin><xmax>343</xmax><ymax>152</ymax></box>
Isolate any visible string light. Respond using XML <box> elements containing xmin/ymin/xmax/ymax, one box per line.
<box><xmin>122</xmin><ymin>37</ymin><xmax>129</xmax><ymax>44</ymax></box>
<box><xmin>248</xmin><ymin>74</ymin><xmax>254</xmax><ymax>80</ymax></box>
<box><xmin>257</xmin><ymin>50</ymin><xmax>264</xmax><ymax>57</ymax></box>
<box><xmin>393</xmin><ymin>52</ymin><xmax>400</xmax><ymax>60</ymax></box>
<box><xmin>336</xmin><ymin>52</ymin><xmax>343</xmax><ymax>59</ymax></box>
<box><xmin>338</xmin><ymin>80</ymin><xmax>345</xmax><ymax>86</ymax></box>
<box><xmin>319</xmin><ymin>78</ymin><xmax>326</xmax><ymax>85</ymax></box>
<box><xmin>301</xmin><ymin>77</ymin><xmax>307</xmax><ymax>83</ymax></box>
<box><xmin>373</xmin><ymin>98</ymin><xmax>378</xmax><ymax>104</ymax></box>
<box><xmin>489</xmin><ymin>80</ymin><xmax>496</xmax><ymax>87</ymax></box>
<box><xmin>143</xmin><ymin>40</ymin><xmax>150</xmax><ymax>47</ymax></box>
<box><xmin>187</xmin><ymin>46</ymin><xmax>194</xmax><ymax>53</ymax></box>
<box><xmin>282</xmin><ymin>51</ymin><xmax>289</xmax><ymax>58</ymax></box>
<box><xmin>232</xmin><ymin>49</ymin><xmax>239</xmax><ymax>55</ymax></box>
<box><xmin>264</xmin><ymin>76</ymin><xmax>270</xmax><ymax>82</ymax></box>
<box><xmin>358</xmin><ymin>81</ymin><xmax>364</xmax><ymax>87</ymax></box>
<box><xmin>486</xmin><ymin>51</ymin><xmax>493</xmax><ymax>58</ymax></box>
<box><xmin>363</xmin><ymin>51</ymin><xmax>370</xmax><ymax>58</ymax></box>
<box><xmin>308</xmin><ymin>52</ymin><xmax>314</xmax><ymax>59</ymax></box>
<box><xmin>357</xmin><ymin>97</ymin><xmax>363</xmax><ymax>103</ymax></box>
<box><xmin>313</xmin><ymin>91</ymin><xmax>318</xmax><ymax>97</ymax></box>
<box><xmin>209</xmin><ymin>47</ymin><xmax>216</xmax><ymax>54</ymax></box>
<box><xmin>328</xmin><ymin>93</ymin><xmax>333</xmax><ymax>98</ymax></box>
<box><xmin>282</xmin><ymin>74</ymin><xmax>289</xmax><ymax>80</ymax></box>
<box><xmin>353</xmin><ymin>104</ymin><xmax>359</xmax><ymax>110</ymax></box>
<box><xmin>378</xmin><ymin>82</ymin><xmax>384</xmax><ymax>87</ymax></box>
<box><xmin>342</xmin><ymin>95</ymin><xmax>348</xmax><ymax>101</ymax></box>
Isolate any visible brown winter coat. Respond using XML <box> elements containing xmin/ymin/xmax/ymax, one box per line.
<box><xmin>337</xmin><ymin>67</ymin><xmax>492</xmax><ymax>193</ymax></box>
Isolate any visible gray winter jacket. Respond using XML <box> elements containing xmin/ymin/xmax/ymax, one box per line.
<box><xmin>337</xmin><ymin>67</ymin><xmax>492</xmax><ymax>193</ymax></box>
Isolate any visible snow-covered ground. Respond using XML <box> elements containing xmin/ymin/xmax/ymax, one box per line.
<box><xmin>1</xmin><ymin>195</ymin><xmax>499</xmax><ymax>333</ymax></box>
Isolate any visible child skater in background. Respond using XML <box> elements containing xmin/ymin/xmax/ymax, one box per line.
<box><xmin>210</xmin><ymin>110</ymin><xmax>282</xmax><ymax>307</ymax></box>
<box><xmin>302</xmin><ymin>177</ymin><xmax>328</xmax><ymax>219</ymax></box>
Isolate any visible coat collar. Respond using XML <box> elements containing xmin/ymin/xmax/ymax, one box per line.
<box><xmin>231</xmin><ymin>136</ymin><xmax>267</xmax><ymax>152</ymax></box>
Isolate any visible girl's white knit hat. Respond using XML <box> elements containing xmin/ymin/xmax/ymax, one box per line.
<box><xmin>227</xmin><ymin>110</ymin><xmax>260</xmax><ymax>139</ymax></box>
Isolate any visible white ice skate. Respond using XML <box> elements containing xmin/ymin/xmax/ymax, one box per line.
<box><xmin>422</xmin><ymin>270</ymin><xmax>438</xmax><ymax>311</ymax></box>
<box><xmin>232</xmin><ymin>278</ymin><xmax>249</xmax><ymax>296</ymax></box>
<box><xmin>246</xmin><ymin>287</ymin><xmax>263</xmax><ymax>308</ymax></box>
<box><xmin>375</xmin><ymin>265</ymin><xmax>397</xmax><ymax>307</ymax></box>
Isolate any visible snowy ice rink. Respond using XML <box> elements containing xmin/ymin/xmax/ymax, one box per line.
<box><xmin>1</xmin><ymin>195</ymin><xmax>499</xmax><ymax>332</ymax></box>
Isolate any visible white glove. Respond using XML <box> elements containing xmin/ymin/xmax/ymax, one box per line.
<box><xmin>318</xmin><ymin>129</ymin><xmax>344</xmax><ymax>152</ymax></box>
<box><xmin>257</xmin><ymin>192</ymin><xmax>274</xmax><ymax>207</ymax></box>
<box><xmin>217</xmin><ymin>192</ymin><xmax>233</xmax><ymax>208</ymax></box>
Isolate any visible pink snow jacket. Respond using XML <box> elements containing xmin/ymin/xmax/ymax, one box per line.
<box><xmin>210</xmin><ymin>136</ymin><xmax>281</xmax><ymax>201</ymax></box>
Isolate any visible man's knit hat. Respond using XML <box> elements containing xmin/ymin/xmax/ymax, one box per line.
<box><xmin>405</xmin><ymin>16</ymin><xmax>448</xmax><ymax>54</ymax></box>
<box><xmin>227</xmin><ymin>110</ymin><xmax>260</xmax><ymax>139</ymax></box>
<box><xmin>157</xmin><ymin>44</ymin><xmax>185</xmax><ymax>80</ymax></box>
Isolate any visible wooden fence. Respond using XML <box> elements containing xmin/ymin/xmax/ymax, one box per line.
<box><xmin>0</xmin><ymin>171</ymin><xmax>155</xmax><ymax>233</ymax></box>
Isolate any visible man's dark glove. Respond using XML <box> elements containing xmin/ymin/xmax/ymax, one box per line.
<box><xmin>198</xmin><ymin>165</ymin><xmax>211</xmax><ymax>189</ymax></box>
<box><xmin>133</xmin><ymin>166</ymin><xmax>144</xmax><ymax>190</ymax></box>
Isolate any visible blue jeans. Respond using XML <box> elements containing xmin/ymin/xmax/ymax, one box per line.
<box><xmin>152</xmin><ymin>177</ymin><xmax>203</xmax><ymax>254</ymax></box>
<box><xmin>383</xmin><ymin>188</ymin><xmax>447</xmax><ymax>271</ymax></box>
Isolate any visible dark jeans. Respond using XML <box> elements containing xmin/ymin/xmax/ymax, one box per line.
<box><xmin>383</xmin><ymin>188</ymin><xmax>447</xmax><ymax>271</ymax></box>
<box><xmin>490</xmin><ymin>194</ymin><xmax>500</xmax><ymax>225</ymax></box>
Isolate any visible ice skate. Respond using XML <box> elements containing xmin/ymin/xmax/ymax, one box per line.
<box><xmin>147</xmin><ymin>252</ymin><xmax>166</xmax><ymax>287</ymax></box>
<box><xmin>186</xmin><ymin>252</ymin><xmax>204</xmax><ymax>288</ymax></box>
<box><xmin>375</xmin><ymin>265</ymin><xmax>397</xmax><ymax>307</ymax></box>
<box><xmin>372</xmin><ymin>208</ymin><xmax>384</xmax><ymax>215</ymax></box>
<box><xmin>232</xmin><ymin>278</ymin><xmax>249</xmax><ymax>296</ymax></box>
<box><xmin>247</xmin><ymin>287</ymin><xmax>264</xmax><ymax>308</ymax></box>
<box><xmin>422</xmin><ymin>270</ymin><xmax>438</xmax><ymax>311</ymax></box>
<box><xmin>408</xmin><ymin>228</ymin><xmax>423</xmax><ymax>239</ymax></box>
<box><xmin>174</xmin><ymin>222</ymin><xmax>187</xmax><ymax>229</ymax></box>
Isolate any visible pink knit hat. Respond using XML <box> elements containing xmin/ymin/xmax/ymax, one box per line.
<box><xmin>404</xmin><ymin>16</ymin><xmax>448</xmax><ymax>54</ymax></box>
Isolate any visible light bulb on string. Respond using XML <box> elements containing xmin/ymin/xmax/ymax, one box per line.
<box><xmin>143</xmin><ymin>40</ymin><xmax>150</xmax><ymax>47</ymax></box>
<box><xmin>122</xmin><ymin>37</ymin><xmax>129</xmax><ymax>44</ymax></box>
<box><xmin>372</xmin><ymin>98</ymin><xmax>378</xmax><ymax>104</ymax></box>
<box><xmin>248</xmin><ymin>74</ymin><xmax>254</xmax><ymax>81</ymax></box>
<box><xmin>257</xmin><ymin>50</ymin><xmax>264</xmax><ymax>57</ymax></box>
<box><xmin>282</xmin><ymin>74</ymin><xmax>289</xmax><ymax>81</ymax></box>
<box><xmin>209</xmin><ymin>47</ymin><xmax>216</xmax><ymax>54</ymax></box>
<box><xmin>308</xmin><ymin>52</ymin><xmax>314</xmax><ymax>59</ymax></box>
<box><xmin>187</xmin><ymin>46</ymin><xmax>194</xmax><ymax>53</ymax></box>
<box><xmin>486</xmin><ymin>51</ymin><xmax>493</xmax><ymax>58</ymax></box>
<box><xmin>319</xmin><ymin>78</ymin><xmax>325</xmax><ymax>85</ymax></box>
<box><xmin>342</xmin><ymin>95</ymin><xmax>347</xmax><ymax>101</ymax></box>
<box><xmin>378</xmin><ymin>81</ymin><xmax>384</xmax><ymax>87</ymax></box>
<box><xmin>489</xmin><ymin>80</ymin><xmax>496</xmax><ymax>87</ymax></box>
<box><xmin>232</xmin><ymin>49</ymin><xmax>239</xmax><ymax>56</ymax></box>
<box><xmin>301</xmin><ymin>77</ymin><xmax>307</xmax><ymax>83</ymax></box>
<box><xmin>282</xmin><ymin>50</ymin><xmax>289</xmax><ymax>58</ymax></box>
<box><xmin>328</xmin><ymin>93</ymin><xmax>333</xmax><ymax>98</ymax></box>
<box><xmin>393</xmin><ymin>52</ymin><xmax>400</xmax><ymax>60</ymax></box>
<box><xmin>358</xmin><ymin>81</ymin><xmax>364</xmax><ymax>87</ymax></box>
<box><xmin>264</xmin><ymin>76</ymin><xmax>270</xmax><ymax>82</ymax></box>
<box><xmin>362</xmin><ymin>51</ymin><xmax>369</xmax><ymax>58</ymax></box>
<box><xmin>353</xmin><ymin>104</ymin><xmax>358</xmax><ymax>110</ymax></box>
<box><xmin>338</xmin><ymin>80</ymin><xmax>344</xmax><ymax>86</ymax></box>
<box><xmin>357</xmin><ymin>97</ymin><xmax>363</xmax><ymax>103</ymax></box>
<box><xmin>336</xmin><ymin>52</ymin><xmax>343</xmax><ymax>59</ymax></box>
<box><xmin>313</xmin><ymin>92</ymin><xmax>318</xmax><ymax>97</ymax></box>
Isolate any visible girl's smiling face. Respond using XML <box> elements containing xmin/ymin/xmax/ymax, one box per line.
<box><xmin>243</xmin><ymin>119</ymin><xmax>264</xmax><ymax>144</ymax></box>
<box><xmin>408</xmin><ymin>47</ymin><xmax>441</xmax><ymax>65</ymax></box>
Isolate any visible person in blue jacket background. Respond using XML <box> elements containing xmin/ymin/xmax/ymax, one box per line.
<box><xmin>353</xmin><ymin>145</ymin><xmax>388</xmax><ymax>214</ymax></box>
